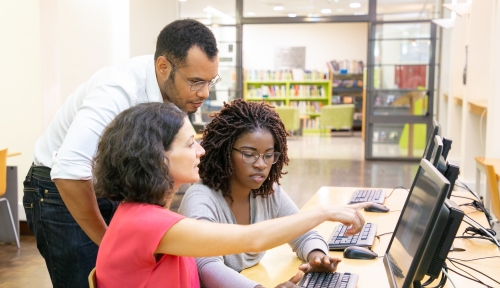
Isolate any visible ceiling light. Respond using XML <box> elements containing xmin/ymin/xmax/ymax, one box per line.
<box><xmin>350</xmin><ymin>3</ymin><xmax>361</xmax><ymax>8</ymax></box>
<box><xmin>247</xmin><ymin>12</ymin><xmax>255</xmax><ymax>16</ymax></box>
<box><xmin>273</xmin><ymin>6</ymin><xmax>284</xmax><ymax>11</ymax></box>
<box><xmin>334</xmin><ymin>0</ymin><xmax>339</xmax><ymax>2</ymax></box>
<box><xmin>179</xmin><ymin>0</ymin><xmax>186</xmax><ymax>2</ymax></box>
<box><xmin>321</xmin><ymin>9</ymin><xmax>332</xmax><ymax>14</ymax></box>
<box><xmin>288</xmin><ymin>13</ymin><xmax>297</xmax><ymax>17</ymax></box>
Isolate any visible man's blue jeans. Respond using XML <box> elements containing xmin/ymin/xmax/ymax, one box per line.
<box><xmin>23</xmin><ymin>166</ymin><xmax>119</xmax><ymax>288</ymax></box>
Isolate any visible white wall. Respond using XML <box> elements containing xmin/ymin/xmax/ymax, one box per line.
<box><xmin>438</xmin><ymin>0</ymin><xmax>500</xmax><ymax>185</ymax></box>
<box><xmin>130</xmin><ymin>0</ymin><xmax>178</xmax><ymax>57</ymax></box>
<box><xmin>243</xmin><ymin>23</ymin><xmax>368</xmax><ymax>71</ymax></box>
<box><xmin>486</xmin><ymin>0</ymin><xmax>500</xmax><ymax>159</ymax></box>
<box><xmin>1</xmin><ymin>0</ymin><xmax>179</xmax><ymax>221</ymax></box>
<box><xmin>0</xmin><ymin>1</ymin><xmax>43</xmax><ymax>221</ymax></box>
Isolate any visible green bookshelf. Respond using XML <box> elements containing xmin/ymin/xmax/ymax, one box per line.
<box><xmin>243</xmin><ymin>79</ymin><xmax>331</xmax><ymax>134</ymax></box>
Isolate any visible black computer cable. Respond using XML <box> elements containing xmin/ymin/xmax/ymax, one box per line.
<box><xmin>384</xmin><ymin>186</ymin><xmax>409</xmax><ymax>199</ymax></box>
<box><xmin>448</xmin><ymin>256</ymin><xmax>500</xmax><ymax>262</ymax></box>
<box><xmin>461</xmin><ymin>215</ymin><xmax>500</xmax><ymax>248</ymax></box>
<box><xmin>447</xmin><ymin>257</ymin><xmax>499</xmax><ymax>287</ymax></box>
<box><xmin>454</xmin><ymin>180</ymin><xmax>494</xmax><ymax>229</ymax></box>
<box><xmin>421</xmin><ymin>263</ymin><xmax>448</xmax><ymax>288</ymax></box>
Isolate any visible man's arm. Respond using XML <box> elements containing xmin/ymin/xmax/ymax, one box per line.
<box><xmin>54</xmin><ymin>179</ymin><xmax>107</xmax><ymax>245</ymax></box>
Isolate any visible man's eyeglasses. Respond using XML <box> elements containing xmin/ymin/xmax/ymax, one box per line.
<box><xmin>232</xmin><ymin>148</ymin><xmax>281</xmax><ymax>165</ymax></box>
<box><xmin>166</xmin><ymin>58</ymin><xmax>222</xmax><ymax>91</ymax></box>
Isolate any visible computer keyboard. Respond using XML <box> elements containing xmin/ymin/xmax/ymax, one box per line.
<box><xmin>348</xmin><ymin>189</ymin><xmax>385</xmax><ymax>204</ymax></box>
<box><xmin>328</xmin><ymin>222</ymin><xmax>378</xmax><ymax>250</ymax></box>
<box><xmin>298</xmin><ymin>272</ymin><xmax>358</xmax><ymax>288</ymax></box>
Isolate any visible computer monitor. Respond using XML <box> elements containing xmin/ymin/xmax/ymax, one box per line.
<box><xmin>428</xmin><ymin>135</ymin><xmax>443</xmax><ymax>167</ymax></box>
<box><xmin>383</xmin><ymin>158</ymin><xmax>452</xmax><ymax>288</ymax></box>
<box><xmin>423</xmin><ymin>121</ymin><xmax>441</xmax><ymax>161</ymax></box>
<box><xmin>414</xmin><ymin>199</ymin><xmax>464</xmax><ymax>283</ymax></box>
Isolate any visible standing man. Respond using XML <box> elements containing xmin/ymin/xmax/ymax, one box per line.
<box><xmin>23</xmin><ymin>19</ymin><xmax>220</xmax><ymax>288</ymax></box>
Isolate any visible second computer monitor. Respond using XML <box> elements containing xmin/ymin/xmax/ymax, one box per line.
<box><xmin>383</xmin><ymin>158</ymin><xmax>450</xmax><ymax>288</ymax></box>
<box><xmin>428</xmin><ymin>135</ymin><xmax>443</xmax><ymax>167</ymax></box>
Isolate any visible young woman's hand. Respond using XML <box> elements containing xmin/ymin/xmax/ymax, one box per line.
<box><xmin>299</xmin><ymin>252</ymin><xmax>342</xmax><ymax>273</ymax></box>
<box><xmin>323</xmin><ymin>202</ymin><xmax>372</xmax><ymax>236</ymax></box>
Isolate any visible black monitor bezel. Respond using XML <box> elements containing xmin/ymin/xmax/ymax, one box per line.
<box><xmin>423</xmin><ymin>121</ymin><xmax>441</xmax><ymax>161</ymax></box>
<box><xmin>384</xmin><ymin>158</ymin><xmax>451</xmax><ymax>288</ymax></box>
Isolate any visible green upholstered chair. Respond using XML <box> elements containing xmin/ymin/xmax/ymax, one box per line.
<box><xmin>274</xmin><ymin>106</ymin><xmax>300</xmax><ymax>135</ymax></box>
<box><xmin>319</xmin><ymin>104</ymin><xmax>355</xmax><ymax>136</ymax></box>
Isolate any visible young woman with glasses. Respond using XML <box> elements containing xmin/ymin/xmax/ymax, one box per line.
<box><xmin>94</xmin><ymin>102</ymin><xmax>368</xmax><ymax>288</ymax></box>
<box><xmin>178</xmin><ymin>99</ymin><xmax>355</xmax><ymax>288</ymax></box>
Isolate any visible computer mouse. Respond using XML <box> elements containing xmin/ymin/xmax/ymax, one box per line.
<box><xmin>343</xmin><ymin>246</ymin><xmax>378</xmax><ymax>260</ymax></box>
<box><xmin>363</xmin><ymin>203</ymin><xmax>389</xmax><ymax>213</ymax></box>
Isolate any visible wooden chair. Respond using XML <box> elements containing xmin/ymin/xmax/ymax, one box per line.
<box><xmin>484</xmin><ymin>163</ymin><xmax>500</xmax><ymax>223</ymax></box>
<box><xmin>88</xmin><ymin>267</ymin><xmax>97</xmax><ymax>288</ymax></box>
<box><xmin>0</xmin><ymin>148</ymin><xmax>20</xmax><ymax>248</ymax></box>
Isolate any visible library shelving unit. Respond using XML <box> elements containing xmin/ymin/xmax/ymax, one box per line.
<box><xmin>243</xmin><ymin>79</ymin><xmax>331</xmax><ymax>134</ymax></box>
<box><xmin>331</xmin><ymin>73</ymin><xmax>364</xmax><ymax>131</ymax></box>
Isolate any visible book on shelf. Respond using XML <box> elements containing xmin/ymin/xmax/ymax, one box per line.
<box><xmin>342</xmin><ymin>96</ymin><xmax>353</xmax><ymax>104</ymax></box>
<box><xmin>331</xmin><ymin>95</ymin><xmax>341</xmax><ymax>104</ymax></box>
<box><xmin>327</xmin><ymin>60</ymin><xmax>364</xmax><ymax>75</ymax></box>
<box><xmin>245</xmin><ymin>69</ymin><xmax>327</xmax><ymax>81</ymax></box>
<box><xmin>289</xmin><ymin>101</ymin><xmax>324</xmax><ymax>114</ymax></box>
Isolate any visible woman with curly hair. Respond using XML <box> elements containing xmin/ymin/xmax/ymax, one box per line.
<box><xmin>94</xmin><ymin>102</ymin><xmax>368</xmax><ymax>288</ymax></box>
<box><xmin>179</xmin><ymin>99</ymin><xmax>354</xmax><ymax>288</ymax></box>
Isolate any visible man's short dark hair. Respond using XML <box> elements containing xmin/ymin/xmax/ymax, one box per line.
<box><xmin>154</xmin><ymin>19</ymin><xmax>218</xmax><ymax>66</ymax></box>
<box><xmin>93</xmin><ymin>102</ymin><xmax>186</xmax><ymax>207</ymax></box>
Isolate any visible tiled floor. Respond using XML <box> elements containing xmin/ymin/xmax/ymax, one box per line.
<box><xmin>0</xmin><ymin>135</ymin><xmax>423</xmax><ymax>287</ymax></box>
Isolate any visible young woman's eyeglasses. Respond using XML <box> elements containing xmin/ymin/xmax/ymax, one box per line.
<box><xmin>232</xmin><ymin>148</ymin><xmax>281</xmax><ymax>165</ymax></box>
<box><xmin>167</xmin><ymin>59</ymin><xmax>222</xmax><ymax>91</ymax></box>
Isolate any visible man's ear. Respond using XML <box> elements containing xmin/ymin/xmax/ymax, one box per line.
<box><xmin>155</xmin><ymin>56</ymin><xmax>171</xmax><ymax>78</ymax></box>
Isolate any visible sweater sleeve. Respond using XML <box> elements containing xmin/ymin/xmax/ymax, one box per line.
<box><xmin>275</xmin><ymin>186</ymin><xmax>329</xmax><ymax>261</ymax></box>
<box><xmin>178</xmin><ymin>185</ymin><xmax>260</xmax><ymax>288</ymax></box>
<box><xmin>196</xmin><ymin>257</ymin><xmax>260</xmax><ymax>288</ymax></box>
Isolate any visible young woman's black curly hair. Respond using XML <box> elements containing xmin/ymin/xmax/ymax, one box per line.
<box><xmin>92</xmin><ymin>102</ymin><xmax>186</xmax><ymax>207</ymax></box>
<box><xmin>199</xmin><ymin>99</ymin><xmax>290</xmax><ymax>200</ymax></box>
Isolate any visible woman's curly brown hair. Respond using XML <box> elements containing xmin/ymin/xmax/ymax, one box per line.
<box><xmin>199</xmin><ymin>99</ymin><xmax>290</xmax><ymax>200</ymax></box>
<box><xmin>92</xmin><ymin>102</ymin><xmax>186</xmax><ymax>207</ymax></box>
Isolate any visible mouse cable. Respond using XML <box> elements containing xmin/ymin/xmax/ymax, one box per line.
<box><xmin>462</xmin><ymin>215</ymin><xmax>500</xmax><ymax>248</ymax></box>
<box><xmin>385</xmin><ymin>186</ymin><xmax>409</xmax><ymax>199</ymax></box>
<box><xmin>447</xmin><ymin>257</ymin><xmax>499</xmax><ymax>287</ymax></box>
<box><xmin>375</xmin><ymin>231</ymin><xmax>393</xmax><ymax>240</ymax></box>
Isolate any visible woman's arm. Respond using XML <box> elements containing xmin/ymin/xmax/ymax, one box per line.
<box><xmin>196</xmin><ymin>257</ymin><xmax>260</xmax><ymax>288</ymax></box>
<box><xmin>155</xmin><ymin>203</ymin><xmax>369</xmax><ymax>257</ymax></box>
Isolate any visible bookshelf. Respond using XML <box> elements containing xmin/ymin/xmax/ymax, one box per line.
<box><xmin>243</xmin><ymin>79</ymin><xmax>331</xmax><ymax>134</ymax></box>
<box><xmin>331</xmin><ymin>73</ymin><xmax>364</xmax><ymax>130</ymax></box>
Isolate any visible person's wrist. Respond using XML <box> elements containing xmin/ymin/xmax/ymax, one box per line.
<box><xmin>307</xmin><ymin>249</ymin><xmax>326</xmax><ymax>262</ymax></box>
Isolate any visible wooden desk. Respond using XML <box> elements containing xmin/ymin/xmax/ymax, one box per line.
<box><xmin>242</xmin><ymin>187</ymin><xmax>500</xmax><ymax>287</ymax></box>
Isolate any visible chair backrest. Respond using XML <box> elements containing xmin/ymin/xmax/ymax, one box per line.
<box><xmin>485</xmin><ymin>164</ymin><xmax>500</xmax><ymax>221</ymax></box>
<box><xmin>0</xmin><ymin>148</ymin><xmax>7</xmax><ymax>197</ymax></box>
<box><xmin>88</xmin><ymin>267</ymin><xmax>97</xmax><ymax>288</ymax></box>
<box><xmin>274</xmin><ymin>106</ymin><xmax>300</xmax><ymax>132</ymax></box>
<box><xmin>319</xmin><ymin>104</ymin><xmax>355</xmax><ymax>130</ymax></box>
